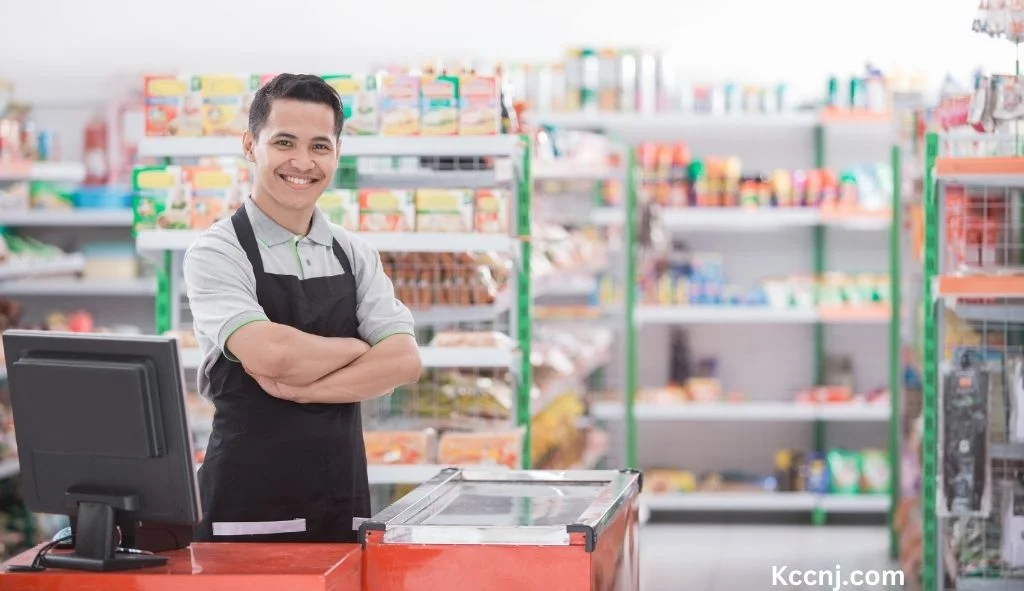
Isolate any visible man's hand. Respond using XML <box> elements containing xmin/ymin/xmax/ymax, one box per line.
<box><xmin>246</xmin><ymin>367</ymin><xmax>310</xmax><ymax>403</ymax></box>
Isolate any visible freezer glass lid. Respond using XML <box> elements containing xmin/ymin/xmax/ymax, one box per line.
<box><xmin>360</xmin><ymin>469</ymin><xmax>642</xmax><ymax>548</ymax></box>
<box><xmin>403</xmin><ymin>482</ymin><xmax>607</xmax><ymax>527</ymax></box>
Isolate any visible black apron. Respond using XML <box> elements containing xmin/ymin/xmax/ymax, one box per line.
<box><xmin>194</xmin><ymin>204</ymin><xmax>370</xmax><ymax>543</ymax></box>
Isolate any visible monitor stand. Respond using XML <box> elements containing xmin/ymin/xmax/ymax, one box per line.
<box><xmin>41</xmin><ymin>488</ymin><xmax>168</xmax><ymax>572</ymax></box>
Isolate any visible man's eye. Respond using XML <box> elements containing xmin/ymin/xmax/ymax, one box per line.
<box><xmin>314</xmin><ymin>144</ymin><xmax>330</xmax><ymax>151</ymax></box>
<box><xmin>275</xmin><ymin>140</ymin><xmax>292</xmax><ymax>147</ymax></box>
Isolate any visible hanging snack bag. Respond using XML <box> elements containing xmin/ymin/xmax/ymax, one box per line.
<box><xmin>197</xmin><ymin>74</ymin><xmax>252</xmax><ymax>137</ymax></box>
<box><xmin>133</xmin><ymin>166</ymin><xmax>189</xmax><ymax>231</ymax></box>
<box><xmin>318</xmin><ymin>189</ymin><xmax>359</xmax><ymax>231</ymax></box>
<box><xmin>415</xmin><ymin>189</ymin><xmax>474</xmax><ymax>232</ymax></box>
<box><xmin>358</xmin><ymin>189</ymin><xmax>415</xmax><ymax>232</ymax></box>
<box><xmin>322</xmin><ymin>74</ymin><xmax>380</xmax><ymax>135</ymax></box>
<box><xmin>186</xmin><ymin>166</ymin><xmax>236</xmax><ymax>230</ymax></box>
<box><xmin>992</xmin><ymin>74</ymin><xmax>1024</xmax><ymax>122</ymax></box>
<box><xmin>421</xmin><ymin>75</ymin><xmax>459</xmax><ymax>136</ymax></box>
<box><xmin>860</xmin><ymin>448</ymin><xmax>891</xmax><ymax>494</ymax></box>
<box><xmin>144</xmin><ymin>75</ymin><xmax>203</xmax><ymax>137</ymax></box>
<box><xmin>380</xmin><ymin>75</ymin><xmax>421</xmax><ymax>136</ymax></box>
<box><xmin>459</xmin><ymin>75</ymin><xmax>500</xmax><ymax>135</ymax></box>
<box><xmin>827</xmin><ymin>449</ymin><xmax>861</xmax><ymax>494</ymax></box>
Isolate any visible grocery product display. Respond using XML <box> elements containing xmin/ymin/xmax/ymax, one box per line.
<box><xmin>645</xmin><ymin>446</ymin><xmax>891</xmax><ymax>496</ymax></box>
<box><xmin>634</xmin><ymin>142</ymin><xmax>892</xmax><ymax>212</ymax></box>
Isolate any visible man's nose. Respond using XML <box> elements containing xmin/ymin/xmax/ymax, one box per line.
<box><xmin>290</xmin><ymin>158</ymin><xmax>315</xmax><ymax>172</ymax></box>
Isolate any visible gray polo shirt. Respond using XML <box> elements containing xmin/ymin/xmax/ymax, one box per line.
<box><xmin>182</xmin><ymin>197</ymin><xmax>415</xmax><ymax>397</ymax></box>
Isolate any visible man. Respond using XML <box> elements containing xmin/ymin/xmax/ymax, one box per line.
<box><xmin>183</xmin><ymin>73</ymin><xmax>422</xmax><ymax>543</ymax></box>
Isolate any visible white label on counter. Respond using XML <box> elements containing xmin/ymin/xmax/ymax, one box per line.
<box><xmin>213</xmin><ymin>518</ymin><xmax>306</xmax><ymax>536</ymax></box>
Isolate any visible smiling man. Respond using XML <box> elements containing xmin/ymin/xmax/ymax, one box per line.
<box><xmin>182</xmin><ymin>74</ymin><xmax>422</xmax><ymax>543</ymax></box>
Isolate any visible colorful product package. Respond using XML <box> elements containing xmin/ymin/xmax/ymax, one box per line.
<box><xmin>460</xmin><ymin>75</ymin><xmax>501</xmax><ymax>135</ymax></box>
<box><xmin>358</xmin><ymin>189</ymin><xmax>415</xmax><ymax>232</ymax></box>
<box><xmin>144</xmin><ymin>75</ymin><xmax>203</xmax><ymax>137</ymax></box>
<box><xmin>197</xmin><ymin>74</ymin><xmax>255</xmax><ymax>137</ymax></box>
<box><xmin>415</xmin><ymin>189</ymin><xmax>474</xmax><ymax>232</ymax></box>
<box><xmin>437</xmin><ymin>429</ymin><xmax>523</xmax><ymax>469</ymax></box>
<box><xmin>133</xmin><ymin>166</ymin><xmax>189</xmax><ymax>231</ymax></box>
<box><xmin>827</xmin><ymin>449</ymin><xmax>861</xmax><ymax>494</ymax></box>
<box><xmin>363</xmin><ymin>429</ymin><xmax>436</xmax><ymax>465</ymax></box>
<box><xmin>322</xmin><ymin>74</ymin><xmax>380</xmax><ymax>135</ymax></box>
<box><xmin>474</xmin><ymin>189</ymin><xmax>508</xmax><ymax>233</ymax></box>
<box><xmin>380</xmin><ymin>76</ymin><xmax>421</xmax><ymax>136</ymax></box>
<box><xmin>186</xmin><ymin>166</ymin><xmax>239</xmax><ymax>230</ymax></box>
<box><xmin>860</xmin><ymin>448</ymin><xmax>891</xmax><ymax>494</ymax></box>
<box><xmin>421</xmin><ymin>75</ymin><xmax>459</xmax><ymax>136</ymax></box>
<box><xmin>318</xmin><ymin>189</ymin><xmax>359</xmax><ymax>231</ymax></box>
<box><xmin>803</xmin><ymin>452</ymin><xmax>830</xmax><ymax>494</ymax></box>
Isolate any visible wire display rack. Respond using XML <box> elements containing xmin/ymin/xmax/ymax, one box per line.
<box><xmin>924</xmin><ymin>131</ymin><xmax>1024</xmax><ymax>590</ymax></box>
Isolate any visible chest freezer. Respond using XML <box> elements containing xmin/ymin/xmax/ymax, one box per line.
<box><xmin>359</xmin><ymin>468</ymin><xmax>642</xmax><ymax>591</ymax></box>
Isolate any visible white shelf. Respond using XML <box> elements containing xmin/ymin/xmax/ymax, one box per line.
<box><xmin>419</xmin><ymin>346</ymin><xmax>513</xmax><ymax>368</ymax></box>
<box><xmin>533</xmin><ymin>160</ymin><xmax>617</xmax><ymax>181</ymax></box>
<box><xmin>0</xmin><ymin>458</ymin><xmax>20</xmax><ymax>480</ymax></box>
<box><xmin>935</xmin><ymin>173</ymin><xmax>1024</xmax><ymax>188</ymax></box>
<box><xmin>357</xmin><ymin>170</ymin><xmax>499</xmax><ymax>188</ymax></box>
<box><xmin>635</xmin><ymin>305</ymin><xmax>889</xmax><ymax>325</ymax></box>
<box><xmin>0</xmin><ymin>277</ymin><xmax>156</xmax><ymax>297</ymax></box>
<box><xmin>658</xmin><ymin>208</ymin><xmax>890</xmax><ymax>231</ymax></box>
<box><xmin>412</xmin><ymin>288</ymin><xmax>513</xmax><ymax>325</ymax></box>
<box><xmin>0</xmin><ymin>209</ymin><xmax>133</xmax><ymax>227</ymax></box>
<box><xmin>635</xmin><ymin>306</ymin><xmax>817</xmax><ymax>325</ymax></box>
<box><xmin>0</xmin><ymin>254</ymin><xmax>86</xmax><ymax>281</ymax></box>
<box><xmin>135</xmin><ymin>230</ymin><xmax>204</xmax><ymax>252</ymax></box>
<box><xmin>0</xmin><ymin>162</ymin><xmax>86</xmax><ymax>183</ymax></box>
<box><xmin>138</xmin><ymin>136</ymin><xmax>522</xmax><ymax>158</ymax></box>
<box><xmin>643</xmin><ymin>492</ymin><xmax>889</xmax><ymax>513</ymax></box>
<box><xmin>956</xmin><ymin>577</ymin><xmax>1024</xmax><ymax>591</ymax></box>
<box><xmin>535</xmin><ymin>272</ymin><xmax>599</xmax><ymax>297</ymax></box>
<box><xmin>593</xmin><ymin>401</ymin><xmax>890</xmax><ymax>422</ymax></box>
<box><xmin>535</xmin><ymin>112</ymin><xmax>819</xmax><ymax>130</ymax></box>
<box><xmin>359</xmin><ymin>232</ymin><xmax>513</xmax><ymax>254</ymax></box>
<box><xmin>660</xmin><ymin>208</ymin><xmax>820</xmax><ymax>230</ymax></box>
<box><xmin>590</xmin><ymin>208</ymin><xmax>624</xmax><ymax>226</ymax></box>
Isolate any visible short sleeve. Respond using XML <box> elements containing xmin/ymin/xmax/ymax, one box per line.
<box><xmin>182</xmin><ymin>226</ymin><xmax>269</xmax><ymax>361</ymax></box>
<box><xmin>343</xmin><ymin>232</ymin><xmax>415</xmax><ymax>345</ymax></box>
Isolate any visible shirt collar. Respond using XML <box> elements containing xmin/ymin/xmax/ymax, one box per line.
<box><xmin>245</xmin><ymin>196</ymin><xmax>334</xmax><ymax>247</ymax></box>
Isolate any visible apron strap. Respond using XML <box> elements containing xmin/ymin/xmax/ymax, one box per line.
<box><xmin>331</xmin><ymin>238</ymin><xmax>354</xmax><ymax>277</ymax></box>
<box><xmin>231</xmin><ymin>203</ymin><xmax>265</xmax><ymax>277</ymax></box>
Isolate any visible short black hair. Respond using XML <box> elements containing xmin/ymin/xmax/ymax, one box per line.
<box><xmin>248</xmin><ymin>73</ymin><xmax>344</xmax><ymax>139</ymax></box>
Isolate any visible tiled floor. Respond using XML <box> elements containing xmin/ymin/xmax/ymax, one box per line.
<box><xmin>641</xmin><ymin>524</ymin><xmax>903</xmax><ymax>590</ymax></box>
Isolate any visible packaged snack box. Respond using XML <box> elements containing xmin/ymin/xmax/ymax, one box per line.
<box><xmin>827</xmin><ymin>449</ymin><xmax>862</xmax><ymax>494</ymax></box>
<box><xmin>358</xmin><ymin>189</ymin><xmax>415</xmax><ymax>232</ymax></box>
<box><xmin>860</xmin><ymin>448</ymin><xmax>891</xmax><ymax>494</ymax></box>
<box><xmin>437</xmin><ymin>429</ymin><xmax>523</xmax><ymax>469</ymax></box>
<box><xmin>459</xmin><ymin>75</ymin><xmax>500</xmax><ymax>135</ymax></box>
<box><xmin>421</xmin><ymin>75</ymin><xmax>459</xmax><ymax>136</ymax></box>
<box><xmin>318</xmin><ymin>189</ymin><xmax>359</xmax><ymax>231</ymax></box>
<box><xmin>474</xmin><ymin>189</ymin><xmax>508</xmax><ymax>233</ymax></box>
<box><xmin>323</xmin><ymin>74</ymin><xmax>380</xmax><ymax>135</ymax></box>
<box><xmin>363</xmin><ymin>430</ymin><xmax>436</xmax><ymax>465</ymax></box>
<box><xmin>185</xmin><ymin>166</ymin><xmax>239</xmax><ymax>230</ymax></box>
<box><xmin>133</xmin><ymin>166</ymin><xmax>189</xmax><ymax>231</ymax></box>
<box><xmin>380</xmin><ymin>76</ymin><xmax>421</xmax><ymax>136</ymax></box>
<box><xmin>415</xmin><ymin>189</ymin><xmax>474</xmax><ymax>232</ymax></box>
<box><xmin>144</xmin><ymin>75</ymin><xmax>203</xmax><ymax>137</ymax></box>
<box><xmin>197</xmin><ymin>74</ymin><xmax>255</xmax><ymax>137</ymax></box>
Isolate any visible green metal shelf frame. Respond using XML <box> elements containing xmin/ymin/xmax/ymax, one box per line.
<box><xmin>888</xmin><ymin>144</ymin><xmax>903</xmax><ymax>561</ymax></box>
<box><xmin>922</xmin><ymin>132</ymin><xmax>939</xmax><ymax>591</ymax></box>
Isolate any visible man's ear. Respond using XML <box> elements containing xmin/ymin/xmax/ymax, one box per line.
<box><xmin>241</xmin><ymin>131</ymin><xmax>255</xmax><ymax>162</ymax></box>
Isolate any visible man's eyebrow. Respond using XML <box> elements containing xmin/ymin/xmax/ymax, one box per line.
<box><xmin>311</xmin><ymin>136</ymin><xmax>335</xmax><ymax>144</ymax></box>
<box><xmin>271</xmin><ymin>132</ymin><xmax>298</xmax><ymax>139</ymax></box>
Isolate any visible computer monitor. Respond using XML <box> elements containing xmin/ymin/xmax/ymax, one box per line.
<box><xmin>3</xmin><ymin>330</ymin><xmax>201</xmax><ymax>572</ymax></box>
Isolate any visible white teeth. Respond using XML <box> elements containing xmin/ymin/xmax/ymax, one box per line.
<box><xmin>283</xmin><ymin>176</ymin><xmax>313</xmax><ymax>185</ymax></box>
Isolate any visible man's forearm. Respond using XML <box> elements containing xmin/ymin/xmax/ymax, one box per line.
<box><xmin>303</xmin><ymin>334</ymin><xmax>421</xmax><ymax>403</ymax></box>
<box><xmin>263</xmin><ymin>329</ymin><xmax>368</xmax><ymax>386</ymax></box>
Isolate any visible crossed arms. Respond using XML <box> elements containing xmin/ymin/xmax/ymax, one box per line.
<box><xmin>227</xmin><ymin>323</ymin><xmax>421</xmax><ymax>404</ymax></box>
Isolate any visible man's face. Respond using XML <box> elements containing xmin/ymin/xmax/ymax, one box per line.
<box><xmin>243</xmin><ymin>98</ymin><xmax>338</xmax><ymax>212</ymax></box>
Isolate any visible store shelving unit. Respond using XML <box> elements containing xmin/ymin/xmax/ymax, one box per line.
<box><xmin>0</xmin><ymin>210</ymin><xmax>133</xmax><ymax>227</ymax></box>
<box><xmin>0</xmin><ymin>277</ymin><xmax>155</xmax><ymax>297</ymax></box>
<box><xmin>542</xmin><ymin>110</ymin><xmax>897</xmax><ymax>523</ymax></box>
<box><xmin>0</xmin><ymin>162</ymin><xmax>86</xmax><ymax>183</ymax></box>
<box><xmin>922</xmin><ymin>135</ymin><xmax>1024</xmax><ymax>591</ymax></box>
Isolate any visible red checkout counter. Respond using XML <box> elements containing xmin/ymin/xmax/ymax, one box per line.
<box><xmin>0</xmin><ymin>469</ymin><xmax>642</xmax><ymax>591</ymax></box>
